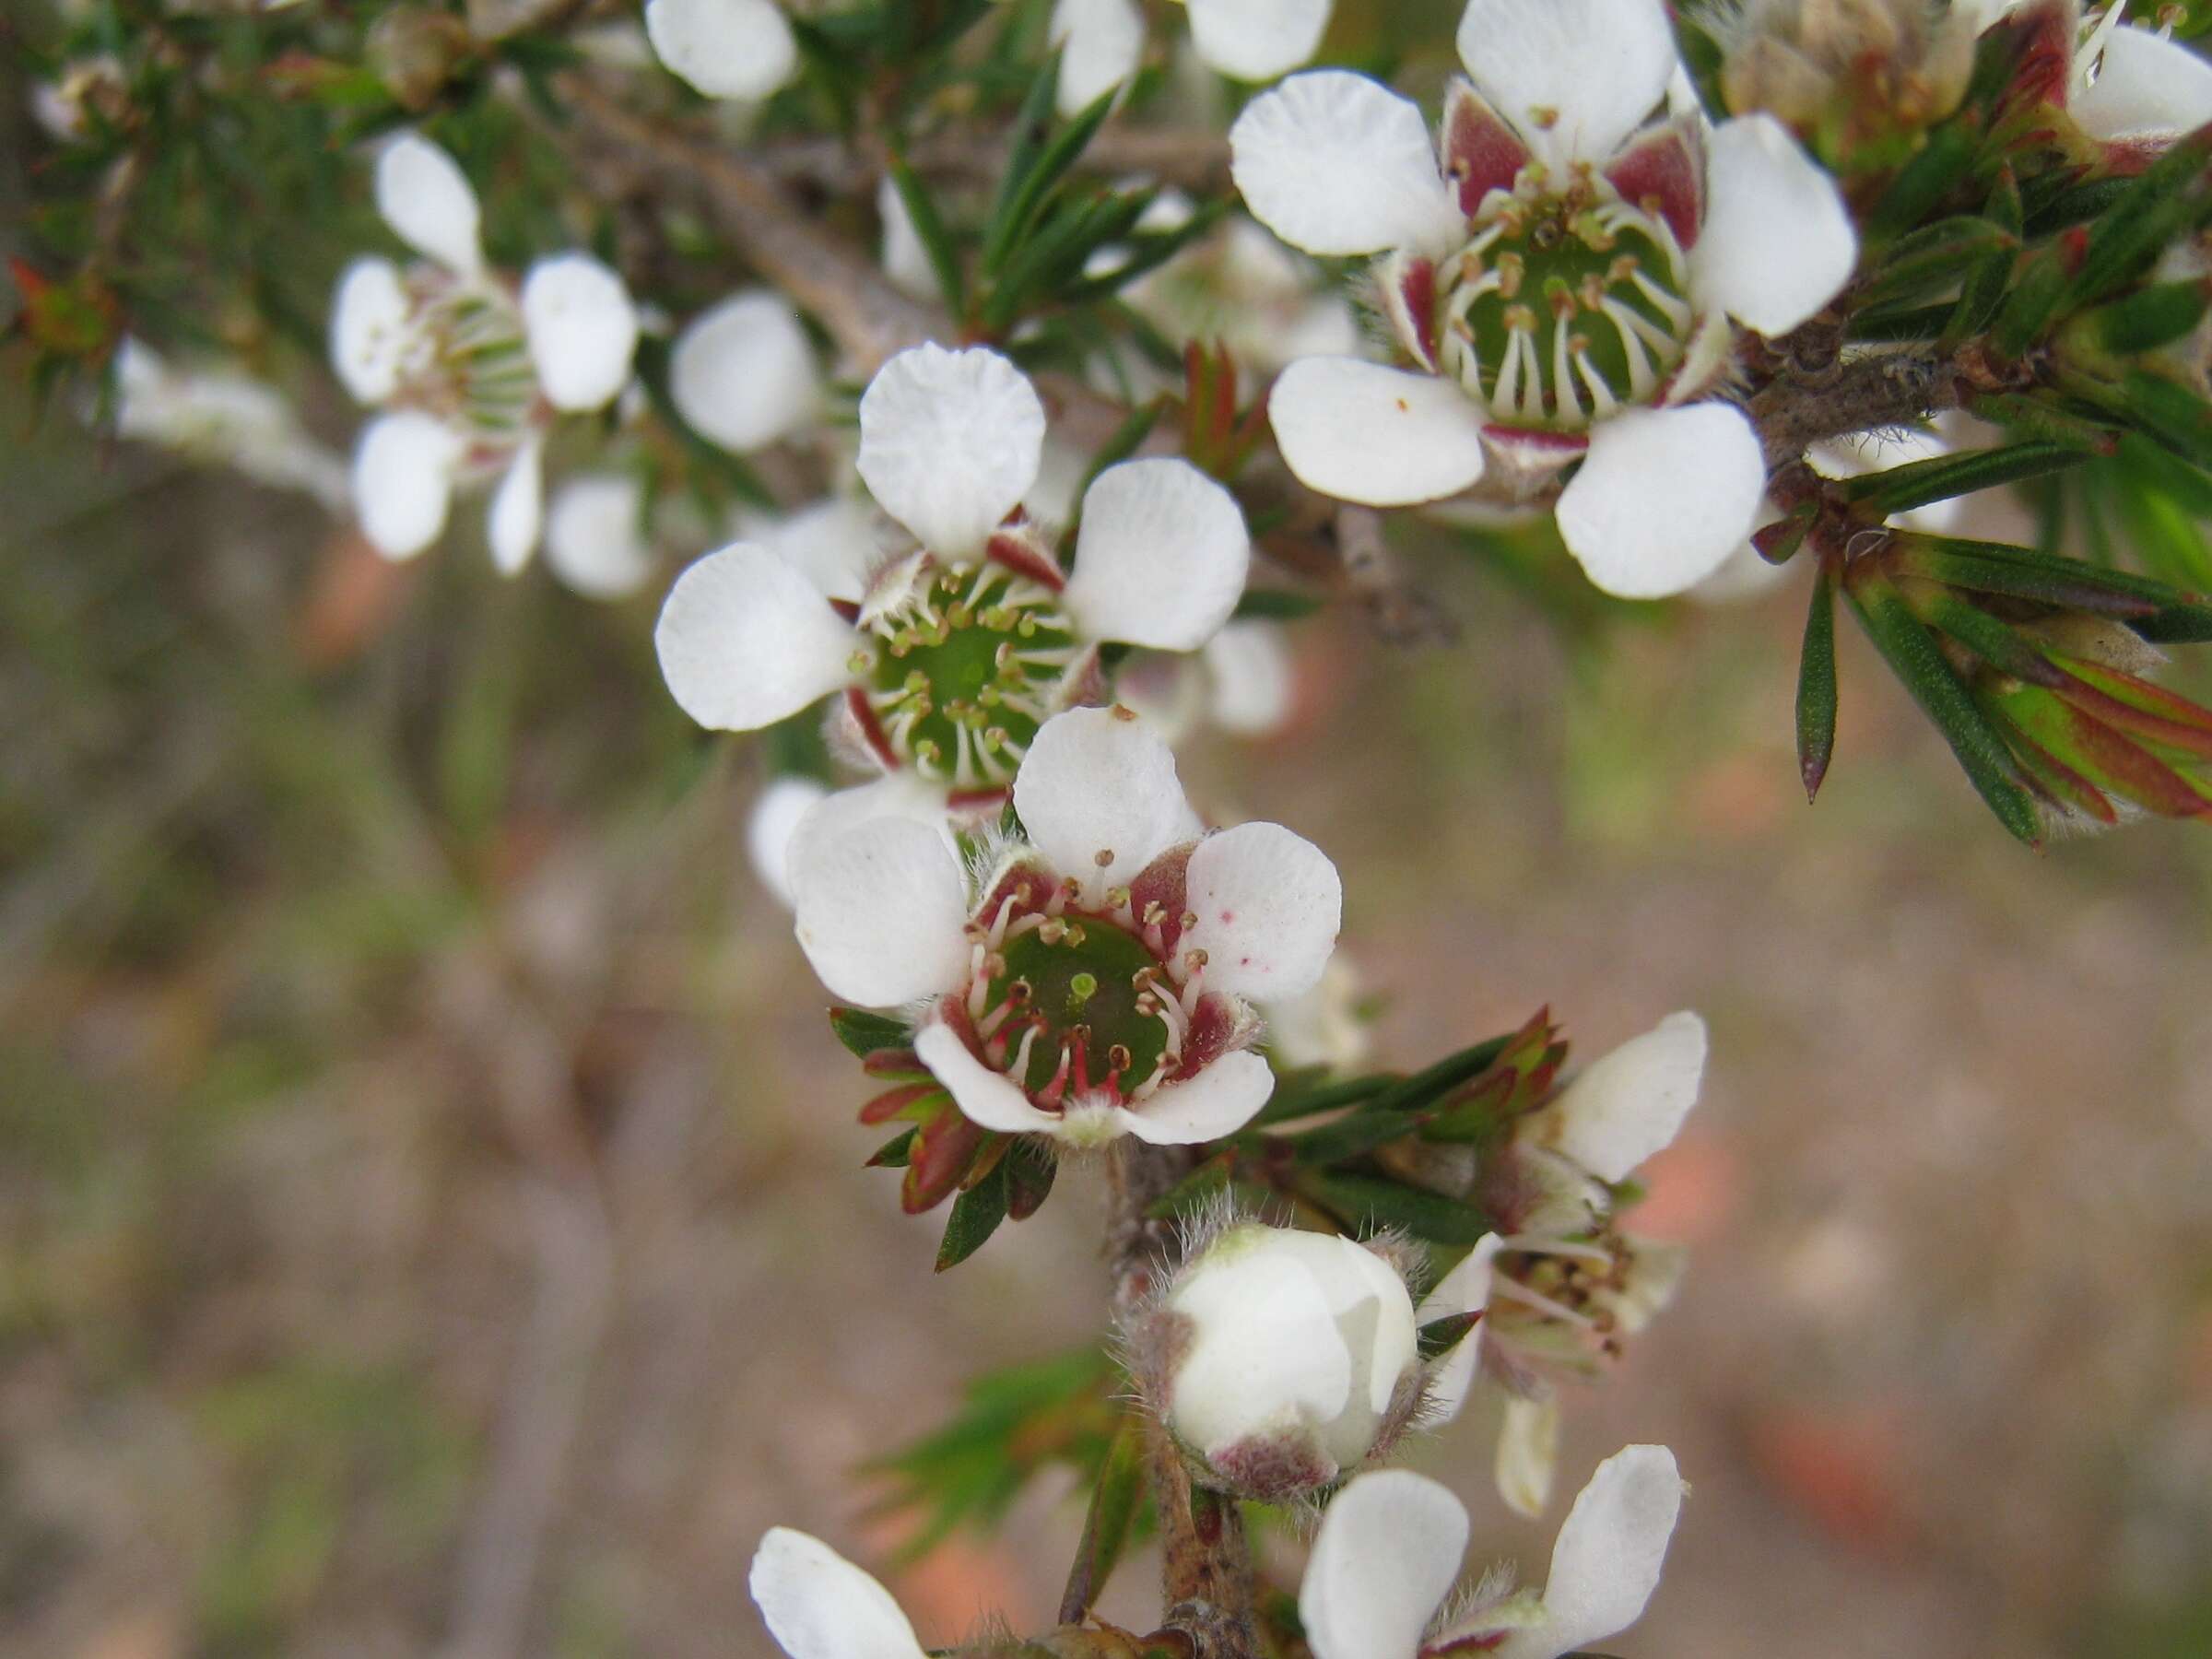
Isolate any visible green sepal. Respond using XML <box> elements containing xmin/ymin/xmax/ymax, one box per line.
<box><xmin>868</xmin><ymin>1127</ymin><xmax>919</xmax><ymax>1168</ymax></box>
<box><xmin>1842</xmin><ymin>565</ymin><xmax>2046</xmax><ymax>845</ymax></box>
<box><xmin>1416</xmin><ymin>1309</ymin><xmax>1482</xmax><ymax>1363</ymax></box>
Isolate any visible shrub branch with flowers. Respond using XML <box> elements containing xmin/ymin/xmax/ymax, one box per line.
<box><xmin>18</xmin><ymin>0</ymin><xmax>2212</xmax><ymax>1651</ymax></box>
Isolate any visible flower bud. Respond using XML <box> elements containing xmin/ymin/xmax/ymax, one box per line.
<box><xmin>1718</xmin><ymin>0</ymin><xmax>1975</xmax><ymax>155</ymax></box>
<box><xmin>1149</xmin><ymin>1222</ymin><xmax>1420</xmax><ymax>1501</ymax></box>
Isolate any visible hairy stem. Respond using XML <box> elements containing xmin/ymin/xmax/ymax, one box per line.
<box><xmin>1102</xmin><ymin>1144</ymin><xmax>1258</xmax><ymax>1659</ymax></box>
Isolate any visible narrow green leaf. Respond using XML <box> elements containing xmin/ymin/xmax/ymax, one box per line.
<box><xmin>1991</xmin><ymin>253</ymin><xmax>2071</xmax><ymax>358</ymax></box>
<box><xmin>1843</xmin><ymin>569</ymin><xmax>2045</xmax><ymax>845</ymax></box>
<box><xmin>1059</xmin><ymin>1413</ymin><xmax>1146</xmax><ymax>1621</ymax></box>
<box><xmin>2064</xmin><ymin>123</ymin><xmax>2212</xmax><ymax>310</ymax></box>
<box><xmin>2071</xmin><ymin>280</ymin><xmax>2212</xmax><ymax>357</ymax></box>
<box><xmin>978</xmin><ymin>53</ymin><xmax>1065</xmax><ymax>273</ymax></box>
<box><xmin>1243</xmin><ymin>1071</ymin><xmax>1395</xmax><ymax>1130</ymax></box>
<box><xmin>1363</xmin><ymin>1033</ymin><xmax>1516</xmax><ymax>1116</ymax></box>
<box><xmin>1055</xmin><ymin>200</ymin><xmax>1230</xmax><ymax>306</ymax></box>
<box><xmin>1900</xmin><ymin>582</ymin><xmax>2066</xmax><ymax>685</ymax></box>
<box><xmin>981</xmin><ymin>81</ymin><xmax>1119</xmax><ymax>277</ymax></box>
<box><xmin>1297</xmin><ymin>1171</ymin><xmax>1495</xmax><ymax>1245</ymax></box>
<box><xmin>830</xmin><ymin>1006</ymin><xmax>912</xmax><ymax>1058</ymax></box>
<box><xmin>1863</xmin><ymin>121</ymin><xmax>1981</xmax><ymax>246</ymax></box>
<box><xmin>1859</xmin><ymin>216</ymin><xmax>2017</xmax><ymax>309</ymax></box>
<box><xmin>869</xmin><ymin>1127</ymin><xmax>918</xmax><ymax>1168</ymax></box>
<box><xmin>1797</xmin><ymin>559</ymin><xmax>1839</xmax><ymax>802</ymax></box>
<box><xmin>886</xmin><ymin>150</ymin><xmax>966</xmax><ymax>316</ymax></box>
<box><xmin>1843</xmin><ymin>441</ymin><xmax>2094</xmax><ymax>514</ymax></box>
<box><xmin>1283</xmin><ymin>1103</ymin><xmax>1430</xmax><ymax>1168</ymax></box>
<box><xmin>936</xmin><ymin>1153</ymin><xmax>1012</xmax><ymax>1271</ymax></box>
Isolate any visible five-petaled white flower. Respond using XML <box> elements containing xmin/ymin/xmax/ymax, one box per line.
<box><xmin>1050</xmin><ymin>0</ymin><xmax>1334</xmax><ymax>117</ymax></box>
<box><xmin>654</xmin><ymin>344</ymin><xmax>1253</xmax><ymax>794</ymax></box>
<box><xmin>1229</xmin><ymin>0</ymin><xmax>1860</xmax><ymax>598</ymax></box>
<box><xmin>643</xmin><ymin>0</ymin><xmax>798</xmax><ymax>101</ymax></box>
<box><xmin>330</xmin><ymin>133</ymin><xmax>639</xmax><ymax>571</ymax></box>
<box><xmin>1300</xmin><ymin>1449</ymin><xmax>1685</xmax><ymax>1659</ymax></box>
<box><xmin>1423</xmin><ymin>1011</ymin><xmax>1707</xmax><ymax>1517</ymax></box>
<box><xmin>787</xmin><ymin>705</ymin><xmax>1341</xmax><ymax>1147</ymax></box>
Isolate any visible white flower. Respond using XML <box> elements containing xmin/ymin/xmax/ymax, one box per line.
<box><xmin>643</xmin><ymin>0</ymin><xmax>798</xmax><ymax>101</ymax></box>
<box><xmin>1049</xmin><ymin>0</ymin><xmax>1334</xmax><ymax>117</ymax></box>
<box><xmin>785</xmin><ymin>705</ymin><xmax>1340</xmax><ymax>1147</ymax></box>
<box><xmin>1156</xmin><ymin>1222</ymin><xmax>1419</xmax><ymax>1499</ymax></box>
<box><xmin>108</xmin><ymin>338</ymin><xmax>349</xmax><ymax>512</ymax></box>
<box><xmin>329</xmin><ymin>133</ymin><xmax>639</xmax><ymax>571</ymax></box>
<box><xmin>1961</xmin><ymin>1</ymin><xmax>2212</xmax><ymax>146</ymax></box>
<box><xmin>668</xmin><ymin>288</ymin><xmax>822</xmax><ymax>454</ymax></box>
<box><xmin>654</xmin><ymin>344</ymin><xmax>1253</xmax><ymax>792</ymax></box>
<box><xmin>1452</xmin><ymin>1012</ymin><xmax>1705</xmax><ymax>1514</ymax></box>
<box><xmin>748</xmin><ymin>1526</ymin><xmax>925</xmax><ymax>1659</ymax></box>
<box><xmin>1230</xmin><ymin>0</ymin><xmax>1862</xmax><ymax>598</ymax></box>
<box><xmin>1300</xmin><ymin>1450</ymin><xmax>1685</xmax><ymax>1659</ymax></box>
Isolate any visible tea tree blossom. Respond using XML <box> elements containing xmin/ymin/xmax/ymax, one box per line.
<box><xmin>654</xmin><ymin>344</ymin><xmax>1252</xmax><ymax>792</ymax></box>
<box><xmin>1428</xmin><ymin>1012</ymin><xmax>1708</xmax><ymax>1513</ymax></box>
<box><xmin>787</xmin><ymin>705</ymin><xmax>1341</xmax><ymax>1147</ymax></box>
<box><xmin>543</xmin><ymin>473</ymin><xmax>657</xmax><ymax>600</ymax></box>
<box><xmin>1050</xmin><ymin>0</ymin><xmax>1334</xmax><ymax>116</ymax></box>
<box><xmin>1228</xmin><ymin>0</ymin><xmax>1860</xmax><ymax>597</ymax></box>
<box><xmin>1300</xmin><ymin>1449</ymin><xmax>1685</xmax><ymax>1659</ymax></box>
<box><xmin>666</xmin><ymin>288</ymin><xmax>822</xmax><ymax>456</ymax></box>
<box><xmin>330</xmin><ymin>133</ymin><xmax>639</xmax><ymax>569</ymax></box>
<box><xmin>642</xmin><ymin>0</ymin><xmax>797</xmax><ymax>101</ymax></box>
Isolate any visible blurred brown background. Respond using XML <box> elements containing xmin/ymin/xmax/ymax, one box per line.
<box><xmin>9</xmin><ymin>368</ymin><xmax>2212</xmax><ymax>1659</ymax></box>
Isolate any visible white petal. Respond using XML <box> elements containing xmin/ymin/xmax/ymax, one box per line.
<box><xmin>1417</xmin><ymin>1233</ymin><xmax>1502</xmax><ymax>1423</ymax></box>
<box><xmin>670</xmin><ymin>289</ymin><xmax>820</xmax><ymax>453</ymax></box>
<box><xmin>1012</xmin><ymin>706</ymin><xmax>1194</xmax><ymax>889</ymax></box>
<box><xmin>644</xmin><ymin>0</ymin><xmax>799</xmax><ymax>100</ymax></box>
<box><xmin>789</xmin><ymin>816</ymin><xmax>971</xmax><ymax>1007</ymax></box>
<box><xmin>1496</xmin><ymin>1446</ymin><xmax>1684</xmax><ymax>1659</ymax></box>
<box><xmin>1556</xmin><ymin>404</ymin><xmax>1765</xmax><ymax>599</ymax></box>
<box><xmin>353</xmin><ymin>411</ymin><xmax>462</xmax><ymax>559</ymax></box>
<box><xmin>1269</xmin><ymin>357</ymin><xmax>1487</xmax><ymax>506</ymax></box>
<box><xmin>488</xmin><ymin>438</ymin><xmax>545</xmax><ymax>575</ymax></box>
<box><xmin>545</xmin><ymin>472</ymin><xmax>655</xmax><ymax>599</ymax></box>
<box><xmin>1455</xmin><ymin>0</ymin><xmax>1677</xmax><ymax>173</ymax></box>
<box><xmin>1168</xmin><ymin>1227</ymin><xmax>1358</xmax><ymax>1461</ymax></box>
<box><xmin>1188</xmin><ymin>0</ymin><xmax>1331</xmax><ymax>82</ymax></box>
<box><xmin>522</xmin><ymin>253</ymin><xmax>639</xmax><ymax>412</ymax></box>
<box><xmin>375</xmin><ymin>133</ymin><xmax>482</xmax><ymax>275</ymax></box>
<box><xmin>1051</xmin><ymin>0</ymin><xmax>1145</xmax><ymax>117</ymax></box>
<box><xmin>1203</xmin><ymin>620</ymin><xmax>1295</xmax><ymax>735</ymax></box>
<box><xmin>914</xmin><ymin>1022</ymin><xmax>1067</xmax><ymax>1135</ymax></box>
<box><xmin>1228</xmin><ymin>72</ymin><xmax>1461</xmax><ymax>258</ymax></box>
<box><xmin>754</xmin><ymin>496</ymin><xmax>895</xmax><ymax>605</ymax></box>
<box><xmin>1539</xmin><ymin>1011</ymin><xmax>1706</xmax><ymax>1182</ymax></box>
<box><xmin>1181</xmin><ymin>822</ymin><xmax>1341</xmax><ymax>1003</ymax></box>
<box><xmin>877</xmin><ymin>174</ymin><xmax>939</xmax><ymax>300</ymax></box>
<box><xmin>1695</xmin><ymin>115</ymin><xmax>1857</xmax><ymax>337</ymax></box>
<box><xmin>856</xmin><ymin>344</ymin><xmax>1045</xmax><ymax>559</ymax></box>
<box><xmin>330</xmin><ymin>257</ymin><xmax>410</xmax><ymax>405</ymax></box>
<box><xmin>1496</xmin><ymin>1393</ymin><xmax>1562</xmax><ymax>1521</ymax></box>
<box><xmin>747</xmin><ymin>776</ymin><xmax>829</xmax><ymax>908</ymax></box>
<box><xmin>2076</xmin><ymin>24</ymin><xmax>2212</xmax><ymax>139</ymax></box>
<box><xmin>1123</xmin><ymin>1051</ymin><xmax>1275</xmax><ymax>1143</ymax></box>
<box><xmin>748</xmin><ymin>1527</ymin><xmax>927</xmax><ymax>1659</ymax></box>
<box><xmin>1063</xmin><ymin>458</ymin><xmax>1251</xmax><ymax>651</ymax></box>
<box><xmin>653</xmin><ymin>543</ymin><xmax>858</xmax><ymax>731</ymax></box>
<box><xmin>1300</xmin><ymin>1470</ymin><xmax>1468</xmax><ymax>1659</ymax></box>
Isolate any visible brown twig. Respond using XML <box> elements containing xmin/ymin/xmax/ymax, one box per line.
<box><xmin>555</xmin><ymin>71</ymin><xmax>949</xmax><ymax>374</ymax></box>
<box><xmin>1101</xmin><ymin>1144</ymin><xmax>1259</xmax><ymax>1659</ymax></box>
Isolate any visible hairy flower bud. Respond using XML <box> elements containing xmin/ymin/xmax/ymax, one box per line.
<box><xmin>1148</xmin><ymin>1222</ymin><xmax>1421</xmax><ymax>1501</ymax></box>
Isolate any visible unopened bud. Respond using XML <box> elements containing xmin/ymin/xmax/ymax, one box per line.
<box><xmin>1148</xmin><ymin>1223</ymin><xmax>1419</xmax><ymax>1501</ymax></box>
<box><xmin>1717</xmin><ymin>0</ymin><xmax>1975</xmax><ymax>151</ymax></box>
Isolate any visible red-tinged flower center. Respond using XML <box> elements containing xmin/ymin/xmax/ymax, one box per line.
<box><xmin>945</xmin><ymin>856</ymin><xmax>1235</xmax><ymax>1115</ymax></box>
